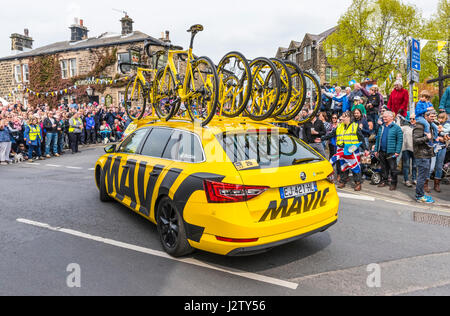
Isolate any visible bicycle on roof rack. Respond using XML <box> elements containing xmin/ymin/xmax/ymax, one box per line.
<box><xmin>121</xmin><ymin>24</ymin><xmax>220</xmax><ymax>127</ymax></box>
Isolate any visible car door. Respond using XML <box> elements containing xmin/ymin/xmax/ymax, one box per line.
<box><xmin>135</xmin><ymin>127</ymin><xmax>176</xmax><ymax>221</ymax></box>
<box><xmin>110</xmin><ymin>127</ymin><xmax>151</xmax><ymax>208</ymax></box>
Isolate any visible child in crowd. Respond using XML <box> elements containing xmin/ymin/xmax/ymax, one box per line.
<box><xmin>415</xmin><ymin>90</ymin><xmax>437</xmax><ymax>145</ymax></box>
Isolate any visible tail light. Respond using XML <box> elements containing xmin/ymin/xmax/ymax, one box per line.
<box><xmin>204</xmin><ymin>180</ymin><xmax>269</xmax><ymax>203</ymax></box>
<box><xmin>327</xmin><ymin>171</ymin><xmax>336</xmax><ymax>183</ymax></box>
<box><xmin>216</xmin><ymin>236</ymin><xmax>259</xmax><ymax>243</ymax></box>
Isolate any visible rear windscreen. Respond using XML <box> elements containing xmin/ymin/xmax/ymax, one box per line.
<box><xmin>215</xmin><ymin>130</ymin><xmax>323</xmax><ymax>169</ymax></box>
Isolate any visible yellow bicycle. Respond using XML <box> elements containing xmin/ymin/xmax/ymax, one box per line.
<box><xmin>123</xmin><ymin>24</ymin><xmax>220</xmax><ymax>127</ymax></box>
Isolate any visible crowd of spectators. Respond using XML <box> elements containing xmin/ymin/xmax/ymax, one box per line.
<box><xmin>0</xmin><ymin>101</ymin><xmax>131</xmax><ymax>164</ymax></box>
<box><xmin>294</xmin><ymin>82</ymin><xmax>450</xmax><ymax>203</ymax></box>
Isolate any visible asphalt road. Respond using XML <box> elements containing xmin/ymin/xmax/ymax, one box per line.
<box><xmin>0</xmin><ymin>146</ymin><xmax>449</xmax><ymax>296</ymax></box>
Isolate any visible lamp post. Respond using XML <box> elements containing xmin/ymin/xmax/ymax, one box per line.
<box><xmin>86</xmin><ymin>86</ymin><xmax>94</xmax><ymax>97</ymax></box>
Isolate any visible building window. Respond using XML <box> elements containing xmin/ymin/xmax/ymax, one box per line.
<box><xmin>325</xmin><ymin>67</ymin><xmax>332</xmax><ymax>83</ymax></box>
<box><xmin>14</xmin><ymin>64</ymin><xmax>22</xmax><ymax>83</ymax></box>
<box><xmin>23</xmin><ymin>64</ymin><xmax>29</xmax><ymax>82</ymax></box>
<box><xmin>69</xmin><ymin>59</ymin><xmax>77</xmax><ymax>77</ymax></box>
<box><xmin>326</xmin><ymin>45</ymin><xmax>339</xmax><ymax>58</ymax></box>
<box><xmin>61</xmin><ymin>60</ymin><xmax>68</xmax><ymax>79</ymax></box>
<box><xmin>303</xmin><ymin>46</ymin><xmax>312</xmax><ymax>61</ymax></box>
<box><xmin>61</xmin><ymin>58</ymin><xmax>77</xmax><ymax>79</ymax></box>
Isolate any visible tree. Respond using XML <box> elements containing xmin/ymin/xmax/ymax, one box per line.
<box><xmin>324</xmin><ymin>0</ymin><xmax>423</xmax><ymax>92</ymax></box>
<box><xmin>420</xmin><ymin>0</ymin><xmax>450</xmax><ymax>83</ymax></box>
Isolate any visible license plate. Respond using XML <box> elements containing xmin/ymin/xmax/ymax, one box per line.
<box><xmin>280</xmin><ymin>182</ymin><xmax>318</xmax><ymax>199</ymax></box>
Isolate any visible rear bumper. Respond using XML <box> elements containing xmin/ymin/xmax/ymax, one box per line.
<box><xmin>227</xmin><ymin>219</ymin><xmax>337</xmax><ymax>256</ymax></box>
<box><xmin>189</xmin><ymin>211</ymin><xmax>338</xmax><ymax>256</ymax></box>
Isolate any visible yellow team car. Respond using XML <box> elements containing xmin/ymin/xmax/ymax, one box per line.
<box><xmin>95</xmin><ymin>118</ymin><xmax>339</xmax><ymax>257</ymax></box>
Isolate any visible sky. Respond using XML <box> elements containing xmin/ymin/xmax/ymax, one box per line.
<box><xmin>0</xmin><ymin>0</ymin><xmax>440</xmax><ymax>62</ymax></box>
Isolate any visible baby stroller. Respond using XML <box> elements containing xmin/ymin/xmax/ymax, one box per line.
<box><xmin>361</xmin><ymin>151</ymin><xmax>383</xmax><ymax>185</ymax></box>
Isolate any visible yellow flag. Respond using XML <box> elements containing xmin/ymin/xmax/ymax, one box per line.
<box><xmin>437</xmin><ymin>41</ymin><xmax>447</xmax><ymax>53</ymax></box>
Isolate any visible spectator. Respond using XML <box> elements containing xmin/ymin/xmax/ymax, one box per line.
<box><xmin>415</xmin><ymin>90</ymin><xmax>437</xmax><ymax>146</ymax></box>
<box><xmin>353</xmin><ymin>108</ymin><xmax>371</xmax><ymax>149</ymax></box>
<box><xmin>24</xmin><ymin>117</ymin><xmax>44</xmax><ymax>163</ymax></box>
<box><xmin>429</xmin><ymin>112</ymin><xmax>449</xmax><ymax>193</ymax></box>
<box><xmin>85</xmin><ymin>112</ymin><xmax>96</xmax><ymax>144</ymax></box>
<box><xmin>68</xmin><ymin>112</ymin><xmax>83</xmax><ymax>154</ymax></box>
<box><xmin>113</xmin><ymin>119</ymin><xmax>124</xmax><ymax>142</ymax></box>
<box><xmin>348</xmin><ymin>83</ymin><xmax>369</xmax><ymax>109</ymax></box>
<box><xmin>302</xmin><ymin>114</ymin><xmax>327</xmax><ymax>158</ymax></box>
<box><xmin>366</xmin><ymin>85</ymin><xmax>382</xmax><ymax>125</ymax></box>
<box><xmin>374</xmin><ymin>111</ymin><xmax>403</xmax><ymax>191</ymax></box>
<box><xmin>322</xmin><ymin>111</ymin><xmax>369</xmax><ymax>191</ymax></box>
<box><xmin>352</xmin><ymin>96</ymin><xmax>367</xmax><ymax>116</ymax></box>
<box><xmin>401</xmin><ymin>115</ymin><xmax>417</xmax><ymax>188</ymax></box>
<box><xmin>413</xmin><ymin>110</ymin><xmax>437</xmax><ymax>204</ymax></box>
<box><xmin>99</xmin><ymin>121</ymin><xmax>112</xmax><ymax>144</ymax></box>
<box><xmin>439</xmin><ymin>86</ymin><xmax>450</xmax><ymax>114</ymax></box>
<box><xmin>43</xmin><ymin>112</ymin><xmax>60</xmax><ymax>158</ymax></box>
<box><xmin>387</xmin><ymin>80</ymin><xmax>409</xmax><ymax>117</ymax></box>
<box><xmin>0</xmin><ymin>119</ymin><xmax>12</xmax><ymax>165</ymax></box>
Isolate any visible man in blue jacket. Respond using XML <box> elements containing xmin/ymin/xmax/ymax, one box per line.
<box><xmin>85</xmin><ymin>112</ymin><xmax>96</xmax><ymax>144</ymax></box>
<box><xmin>375</xmin><ymin>111</ymin><xmax>404</xmax><ymax>191</ymax></box>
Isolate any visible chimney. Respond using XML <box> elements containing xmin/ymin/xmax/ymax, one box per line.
<box><xmin>70</xmin><ymin>18</ymin><xmax>89</xmax><ymax>42</ymax></box>
<box><xmin>11</xmin><ymin>29</ymin><xmax>33</xmax><ymax>52</ymax></box>
<box><xmin>120</xmin><ymin>15</ymin><xmax>134</xmax><ymax>36</ymax></box>
<box><xmin>165</xmin><ymin>31</ymin><xmax>170</xmax><ymax>43</ymax></box>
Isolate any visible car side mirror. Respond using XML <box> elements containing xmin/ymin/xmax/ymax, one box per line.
<box><xmin>104</xmin><ymin>144</ymin><xmax>116</xmax><ymax>153</ymax></box>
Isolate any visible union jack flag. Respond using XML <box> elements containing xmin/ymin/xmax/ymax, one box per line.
<box><xmin>330</xmin><ymin>144</ymin><xmax>362</xmax><ymax>174</ymax></box>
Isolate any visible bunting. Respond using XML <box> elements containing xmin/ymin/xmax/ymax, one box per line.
<box><xmin>3</xmin><ymin>76</ymin><xmax>129</xmax><ymax>101</ymax></box>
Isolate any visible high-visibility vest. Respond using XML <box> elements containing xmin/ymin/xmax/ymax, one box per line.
<box><xmin>69</xmin><ymin>118</ymin><xmax>82</xmax><ymax>133</ymax></box>
<box><xmin>336</xmin><ymin>122</ymin><xmax>359</xmax><ymax>147</ymax></box>
<box><xmin>28</xmin><ymin>125</ymin><xmax>41</xmax><ymax>141</ymax></box>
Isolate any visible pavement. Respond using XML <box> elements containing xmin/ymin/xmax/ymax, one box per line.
<box><xmin>338</xmin><ymin>177</ymin><xmax>450</xmax><ymax>213</ymax></box>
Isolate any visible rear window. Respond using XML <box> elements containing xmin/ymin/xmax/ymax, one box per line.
<box><xmin>216</xmin><ymin>130</ymin><xmax>323</xmax><ymax>169</ymax></box>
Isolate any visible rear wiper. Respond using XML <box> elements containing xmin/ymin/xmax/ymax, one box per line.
<box><xmin>292</xmin><ymin>158</ymin><xmax>321</xmax><ymax>165</ymax></box>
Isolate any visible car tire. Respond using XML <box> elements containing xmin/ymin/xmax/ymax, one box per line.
<box><xmin>156</xmin><ymin>197</ymin><xmax>194</xmax><ymax>257</ymax></box>
<box><xmin>99</xmin><ymin>169</ymin><xmax>112</xmax><ymax>202</ymax></box>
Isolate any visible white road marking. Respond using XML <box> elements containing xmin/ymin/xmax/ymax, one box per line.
<box><xmin>26</xmin><ymin>163</ymin><xmax>41</xmax><ymax>165</ymax></box>
<box><xmin>16</xmin><ymin>218</ymin><xmax>299</xmax><ymax>290</ymax></box>
<box><xmin>65</xmin><ymin>166</ymin><xmax>83</xmax><ymax>170</ymax></box>
<box><xmin>88</xmin><ymin>168</ymin><xmax>95</xmax><ymax>171</ymax></box>
<box><xmin>338</xmin><ymin>193</ymin><xmax>376</xmax><ymax>202</ymax></box>
<box><xmin>46</xmin><ymin>164</ymin><xmax>62</xmax><ymax>168</ymax></box>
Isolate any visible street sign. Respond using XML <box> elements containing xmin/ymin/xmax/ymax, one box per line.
<box><xmin>408</xmin><ymin>70</ymin><xmax>420</xmax><ymax>83</ymax></box>
<box><xmin>411</xmin><ymin>38</ymin><xmax>421</xmax><ymax>72</ymax></box>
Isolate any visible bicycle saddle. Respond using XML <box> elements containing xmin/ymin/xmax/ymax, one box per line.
<box><xmin>187</xmin><ymin>24</ymin><xmax>204</xmax><ymax>33</ymax></box>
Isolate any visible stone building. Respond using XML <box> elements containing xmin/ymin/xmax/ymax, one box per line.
<box><xmin>0</xmin><ymin>16</ymin><xmax>175</xmax><ymax>108</ymax></box>
<box><xmin>275</xmin><ymin>27</ymin><xmax>337</xmax><ymax>85</ymax></box>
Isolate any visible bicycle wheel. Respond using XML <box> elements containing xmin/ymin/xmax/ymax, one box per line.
<box><xmin>216</xmin><ymin>51</ymin><xmax>252</xmax><ymax>118</ymax></box>
<box><xmin>124</xmin><ymin>77</ymin><xmax>146</xmax><ymax>121</ymax></box>
<box><xmin>185</xmin><ymin>56</ymin><xmax>219</xmax><ymax>127</ymax></box>
<box><xmin>275</xmin><ymin>61</ymin><xmax>307</xmax><ymax>122</ymax></box>
<box><xmin>244</xmin><ymin>57</ymin><xmax>281</xmax><ymax>121</ymax></box>
<box><xmin>296</xmin><ymin>71</ymin><xmax>321</xmax><ymax>125</ymax></box>
<box><xmin>269</xmin><ymin>58</ymin><xmax>292</xmax><ymax>118</ymax></box>
<box><xmin>153</xmin><ymin>67</ymin><xmax>178</xmax><ymax>121</ymax></box>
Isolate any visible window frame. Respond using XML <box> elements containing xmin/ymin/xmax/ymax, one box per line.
<box><xmin>61</xmin><ymin>60</ymin><xmax>69</xmax><ymax>79</ymax></box>
<box><xmin>139</xmin><ymin>127</ymin><xmax>206</xmax><ymax>164</ymax></box>
<box><xmin>14</xmin><ymin>64</ymin><xmax>22</xmax><ymax>83</ymax></box>
<box><xmin>69</xmin><ymin>58</ymin><xmax>77</xmax><ymax>77</ymax></box>
<box><xmin>22</xmin><ymin>64</ymin><xmax>29</xmax><ymax>83</ymax></box>
<box><xmin>116</xmin><ymin>127</ymin><xmax>151</xmax><ymax>154</ymax></box>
